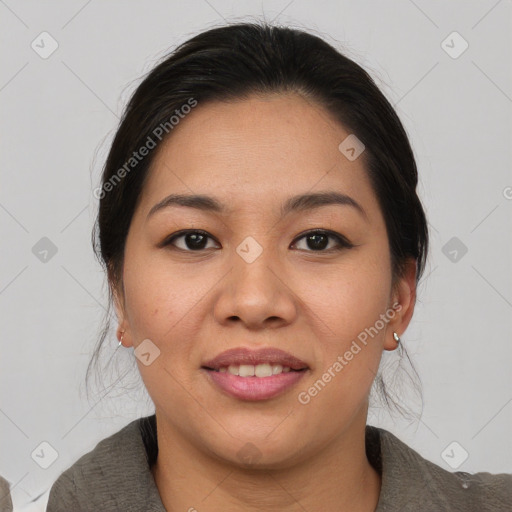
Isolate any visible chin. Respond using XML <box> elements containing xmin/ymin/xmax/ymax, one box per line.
<box><xmin>205</xmin><ymin>430</ymin><xmax>309</xmax><ymax>470</ymax></box>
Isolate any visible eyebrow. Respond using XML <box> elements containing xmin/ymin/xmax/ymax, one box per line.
<box><xmin>147</xmin><ymin>191</ymin><xmax>368</xmax><ymax>221</ymax></box>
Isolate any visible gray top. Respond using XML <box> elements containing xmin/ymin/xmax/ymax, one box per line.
<box><xmin>0</xmin><ymin>475</ymin><xmax>14</xmax><ymax>512</ymax></box>
<box><xmin>46</xmin><ymin>415</ymin><xmax>512</xmax><ymax>511</ymax></box>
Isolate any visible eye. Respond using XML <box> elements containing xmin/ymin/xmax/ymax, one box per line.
<box><xmin>291</xmin><ymin>229</ymin><xmax>354</xmax><ymax>252</ymax></box>
<box><xmin>162</xmin><ymin>230</ymin><xmax>219</xmax><ymax>251</ymax></box>
<box><xmin>161</xmin><ymin>229</ymin><xmax>354</xmax><ymax>253</ymax></box>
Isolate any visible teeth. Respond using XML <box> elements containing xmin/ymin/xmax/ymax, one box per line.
<box><xmin>272</xmin><ymin>364</ymin><xmax>283</xmax><ymax>375</ymax></box>
<box><xmin>239</xmin><ymin>364</ymin><xmax>254</xmax><ymax>377</ymax></box>
<box><xmin>228</xmin><ymin>365</ymin><xmax>239</xmax><ymax>375</ymax></box>
<box><xmin>255</xmin><ymin>364</ymin><xmax>273</xmax><ymax>377</ymax></box>
<box><xmin>224</xmin><ymin>364</ymin><xmax>293</xmax><ymax>377</ymax></box>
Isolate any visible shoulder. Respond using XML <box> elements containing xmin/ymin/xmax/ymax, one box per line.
<box><xmin>368</xmin><ymin>425</ymin><xmax>512</xmax><ymax>512</ymax></box>
<box><xmin>46</xmin><ymin>416</ymin><xmax>164</xmax><ymax>512</ymax></box>
<box><xmin>0</xmin><ymin>474</ymin><xmax>13</xmax><ymax>511</ymax></box>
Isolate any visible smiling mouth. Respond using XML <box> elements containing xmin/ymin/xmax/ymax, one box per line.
<box><xmin>202</xmin><ymin>363</ymin><xmax>307</xmax><ymax>377</ymax></box>
<box><xmin>201</xmin><ymin>364</ymin><xmax>308</xmax><ymax>401</ymax></box>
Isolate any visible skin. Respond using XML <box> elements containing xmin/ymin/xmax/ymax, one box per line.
<box><xmin>114</xmin><ymin>93</ymin><xmax>417</xmax><ymax>512</ymax></box>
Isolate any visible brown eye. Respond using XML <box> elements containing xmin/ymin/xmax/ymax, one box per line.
<box><xmin>161</xmin><ymin>229</ymin><xmax>353</xmax><ymax>253</ymax></box>
<box><xmin>292</xmin><ymin>229</ymin><xmax>354</xmax><ymax>252</ymax></box>
<box><xmin>163</xmin><ymin>230</ymin><xmax>219</xmax><ymax>251</ymax></box>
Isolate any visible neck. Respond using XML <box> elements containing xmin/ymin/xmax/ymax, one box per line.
<box><xmin>151</xmin><ymin>411</ymin><xmax>381</xmax><ymax>512</ymax></box>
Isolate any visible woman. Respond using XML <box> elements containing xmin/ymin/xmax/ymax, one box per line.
<box><xmin>46</xmin><ymin>22</ymin><xmax>511</xmax><ymax>511</ymax></box>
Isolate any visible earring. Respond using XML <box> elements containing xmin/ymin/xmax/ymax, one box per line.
<box><xmin>118</xmin><ymin>330</ymin><xmax>125</xmax><ymax>348</ymax></box>
<box><xmin>393</xmin><ymin>331</ymin><xmax>401</xmax><ymax>347</ymax></box>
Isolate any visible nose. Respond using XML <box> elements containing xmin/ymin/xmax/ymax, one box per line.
<box><xmin>213</xmin><ymin>249</ymin><xmax>298</xmax><ymax>331</ymax></box>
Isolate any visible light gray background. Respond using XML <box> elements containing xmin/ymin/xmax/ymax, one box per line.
<box><xmin>1</xmin><ymin>1</ymin><xmax>511</xmax><ymax>510</ymax></box>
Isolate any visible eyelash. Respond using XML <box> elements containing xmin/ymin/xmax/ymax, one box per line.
<box><xmin>161</xmin><ymin>229</ymin><xmax>354</xmax><ymax>253</ymax></box>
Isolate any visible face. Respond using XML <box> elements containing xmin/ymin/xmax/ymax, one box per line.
<box><xmin>115</xmin><ymin>93</ymin><xmax>415</xmax><ymax>468</ymax></box>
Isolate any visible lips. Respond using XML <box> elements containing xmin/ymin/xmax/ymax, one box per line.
<box><xmin>201</xmin><ymin>347</ymin><xmax>309</xmax><ymax>401</ymax></box>
<box><xmin>201</xmin><ymin>347</ymin><xmax>309</xmax><ymax>371</ymax></box>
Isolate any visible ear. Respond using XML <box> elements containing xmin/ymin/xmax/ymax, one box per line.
<box><xmin>384</xmin><ymin>257</ymin><xmax>417</xmax><ymax>351</ymax></box>
<box><xmin>112</xmin><ymin>280</ymin><xmax>133</xmax><ymax>348</ymax></box>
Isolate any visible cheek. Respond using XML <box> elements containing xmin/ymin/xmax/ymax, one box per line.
<box><xmin>297</xmin><ymin>245</ymin><xmax>392</xmax><ymax>343</ymax></box>
<box><xmin>121</xmin><ymin>255</ymin><xmax>203</xmax><ymax>411</ymax></box>
<box><xmin>122</xmin><ymin>246</ymin><xmax>208</xmax><ymax>341</ymax></box>
<box><xmin>296</xmin><ymin>270</ymin><xmax>390</xmax><ymax>429</ymax></box>
<box><xmin>297</xmin><ymin>244</ymin><xmax>391</xmax><ymax>407</ymax></box>
<box><xmin>121</xmin><ymin>249</ymin><xmax>221</xmax><ymax>404</ymax></box>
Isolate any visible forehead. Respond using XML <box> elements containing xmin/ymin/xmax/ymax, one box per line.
<box><xmin>138</xmin><ymin>93</ymin><xmax>379</xmax><ymax>220</ymax></box>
